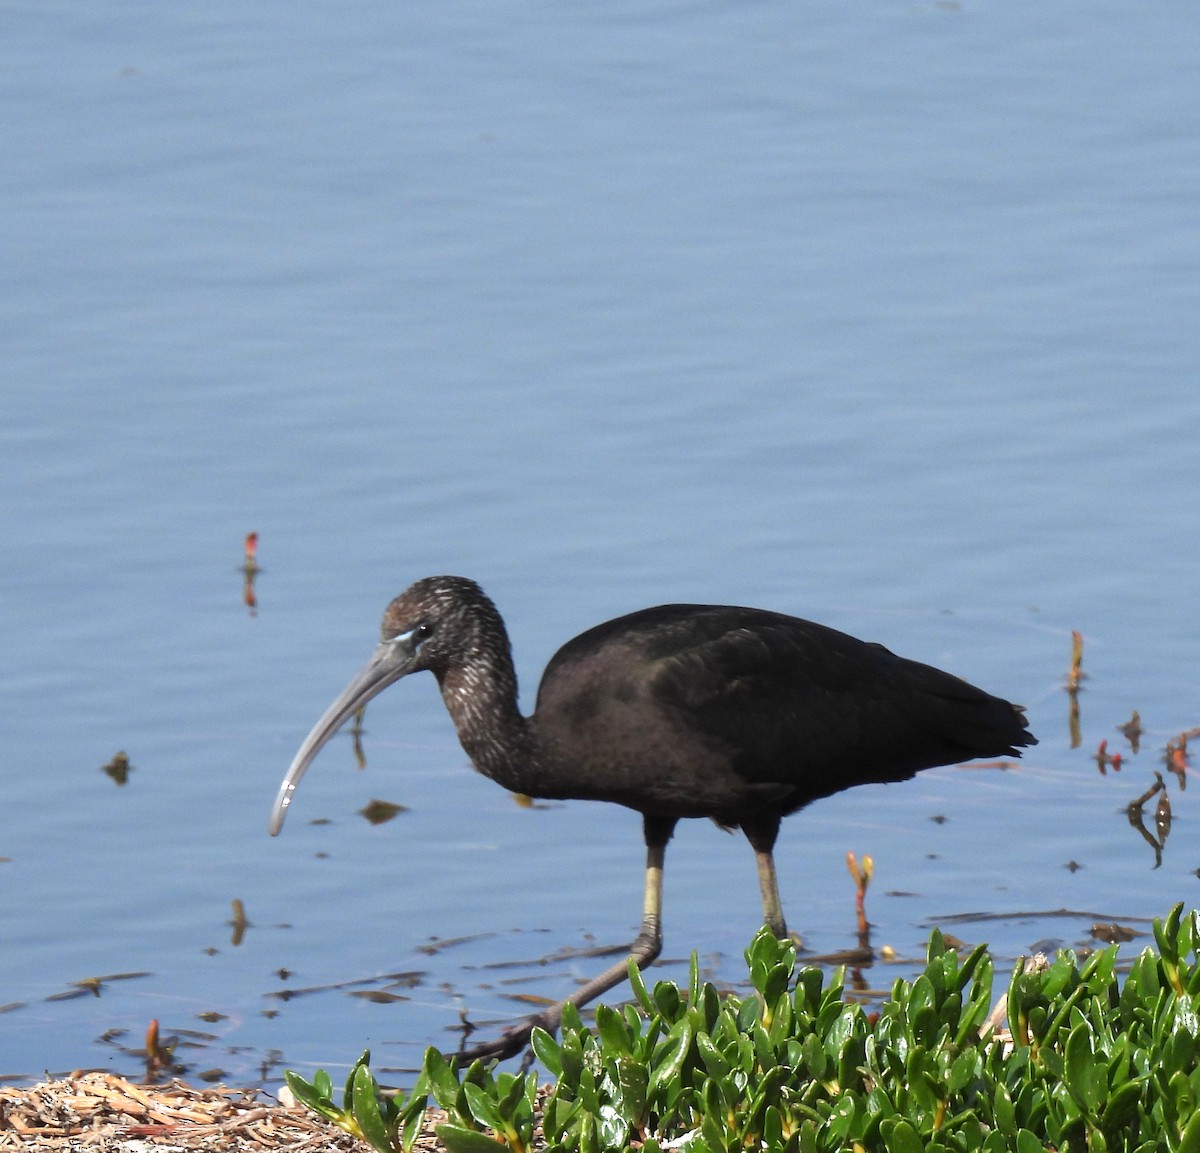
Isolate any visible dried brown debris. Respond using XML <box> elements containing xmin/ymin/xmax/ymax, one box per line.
<box><xmin>0</xmin><ymin>1071</ymin><xmax>378</xmax><ymax>1151</ymax></box>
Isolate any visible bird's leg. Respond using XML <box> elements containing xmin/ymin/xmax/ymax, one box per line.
<box><xmin>753</xmin><ymin>849</ymin><xmax>788</xmax><ymax>938</ymax></box>
<box><xmin>742</xmin><ymin>815</ymin><xmax>787</xmax><ymax>938</ymax></box>
<box><xmin>455</xmin><ymin>815</ymin><xmax>675</xmax><ymax>1064</ymax></box>
<box><xmin>541</xmin><ymin>827</ymin><xmax>667</xmax><ymax>1020</ymax></box>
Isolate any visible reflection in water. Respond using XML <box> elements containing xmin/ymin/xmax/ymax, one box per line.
<box><xmin>358</xmin><ymin>798</ymin><xmax>408</xmax><ymax>825</ymax></box>
<box><xmin>141</xmin><ymin>1018</ymin><xmax>183</xmax><ymax>1082</ymax></box>
<box><xmin>1119</xmin><ymin>711</ymin><xmax>1143</xmax><ymax>755</ymax></box>
<box><xmin>1125</xmin><ymin>772</ymin><xmax>1170</xmax><ymax>868</ymax></box>
<box><xmin>351</xmin><ymin>704</ymin><xmax>368</xmax><ymax>769</ymax></box>
<box><xmin>1103</xmin><ymin>726</ymin><xmax>1198</xmax><ymax>868</ymax></box>
<box><xmin>241</xmin><ymin>532</ymin><xmax>259</xmax><ymax>616</ymax></box>
<box><xmin>1065</xmin><ymin>631</ymin><xmax>1085</xmax><ymax>749</ymax></box>
<box><xmin>44</xmin><ymin>972</ymin><xmax>152</xmax><ymax>1003</ymax></box>
<box><xmin>228</xmin><ymin>899</ymin><xmax>250</xmax><ymax>947</ymax></box>
<box><xmin>1156</xmin><ymin>790</ymin><xmax>1172</xmax><ymax>841</ymax></box>
<box><xmin>1089</xmin><ymin>921</ymin><xmax>1140</xmax><ymax>944</ymax></box>
<box><xmin>1165</xmin><ymin>729</ymin><xmax>1198</xmax><ymax>789</ymax></box>
<box><xmin>97</xmin><ymin>1018</ymin><xmax>233</xmax><ymax>1084</ymax></box>
<box><xmin>1080</xmin><ymin>660</ymin><xmax>1195</xmax><ymax>867</ymax></box>
<box><xmin>101</xmin><ymin>751</ymin><xmax>132</xmax><ymax>786</ymax></box>
<box><xmin>1094</xmin><ymin>739</ymin><xmax>1123</xmax><ymax>774</ymax></box>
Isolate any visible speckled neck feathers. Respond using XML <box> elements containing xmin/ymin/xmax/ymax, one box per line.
<box><xmin>383</xmin><ymin>577</ymin><xmax>541</xmax><ymax>794</ymax></box>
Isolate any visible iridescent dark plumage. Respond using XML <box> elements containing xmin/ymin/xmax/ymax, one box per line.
<box><xmin>271</xmin><ymin>575</ymin><xmax>1035</xmax><ymax>1059</ymax></box>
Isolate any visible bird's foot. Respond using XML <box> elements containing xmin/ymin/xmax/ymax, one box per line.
<box><xmin>452</xmin><ymin>1008</ymin><xmax>556</xmax><ymax>1068</ymax></box>
<box><xmin>453</xmin><ymin>1024</ymin><xmax>531</xmax><ymax>1066</ymax></box>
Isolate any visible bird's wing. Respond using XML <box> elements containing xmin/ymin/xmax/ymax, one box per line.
<box><xmin>645</xmin><ymin>611</ymin><xmax>1026</xmax><ymax>795</ymax></box>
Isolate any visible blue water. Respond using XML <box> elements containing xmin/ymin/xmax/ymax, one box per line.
<box><xmin>3</xmin><ymin>0</ymin><xmax>1199</xmax><ymax>1086</ymax></box>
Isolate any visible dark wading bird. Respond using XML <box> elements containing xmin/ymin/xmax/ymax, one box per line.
<box><xmin>270</xmin><ymin>576</ymin><xmax>1036</xmax><ymax>1060</ymax></box>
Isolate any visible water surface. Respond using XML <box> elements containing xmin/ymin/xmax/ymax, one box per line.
<box><xmin>3</xmin><ymin>0</ymin><xmax>1199</xmax><ymax>1085</ymax></box>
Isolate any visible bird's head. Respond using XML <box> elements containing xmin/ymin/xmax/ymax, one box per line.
<box><xmin>268</xmin><ymin>576</ymin><xmax>508</xmax><ymax>835</ymax></box>
<box><xmin>377</xmin><ymin>575</ymin><xmax>506</xmax><ymax>680</ymax></box>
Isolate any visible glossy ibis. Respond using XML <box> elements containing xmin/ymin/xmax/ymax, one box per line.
<box><xmin>269</xmin><ymin>576</ymin><xmax>1035</xmax><ymax>1059</ymax></box>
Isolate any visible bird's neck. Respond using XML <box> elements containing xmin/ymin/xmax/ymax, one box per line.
<box><xmin>436</xmin><ymin>659</ymin><xmax>542</xmax><ymax>795</ymax></box>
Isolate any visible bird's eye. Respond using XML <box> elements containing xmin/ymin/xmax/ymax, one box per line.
<box><xmin>393</xmin><ymin>622</ymin><xmax>433</xmax><ymax>648</ymax></box>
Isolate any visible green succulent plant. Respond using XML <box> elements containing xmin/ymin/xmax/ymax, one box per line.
<box><xmin>286</xmin><ymin>904</ymin><xmax>1200</xmax><ymax>1153</ymax></box>
<box><xmin>284</xmin><ymin>1049</ymin><xmax>428</xmax><ymax>1153</ymax></box>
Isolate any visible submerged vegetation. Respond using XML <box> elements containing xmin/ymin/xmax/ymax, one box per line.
<box><xmin>287</xmin><ymin>904</ymin><xmax>1200</xmax><ymax>1153</ymax></box>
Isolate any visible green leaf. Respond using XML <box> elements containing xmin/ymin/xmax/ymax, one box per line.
<box><xmin>1099</xmin><ymin>1078</ymin><xmax>1143</xmax><ymax>1130</ymax></box>
<box><xmin>344</xmin><ymin>1053</ymin><xmax>367</xmax><ymax>1111</ymax></box>
<box><xmin>574</xmin><ymin>1062</ymin><xmax>600</xmax><ymax>1116</ymax></box>
<box><xmin>284</xmin><ymin>1070</ymin><xmax>344</xmax><ymax>1125</ymax></box>
<box><xmin>399</xmin><ymin>1091</ymin><xmax>429</xmax><ymax>1153</ymax></box>
<box><xmin>1178</xmin><ymin>1107</ymin><xmax>1200</xmax><ymax>1153</ymax></box>
<box><xmin>794</xmin><ymin>966</ymin><xmax>824</xmax><ymax>1013</ymax></box>
<box><xmin>701</xmin><ymin>1067</ymin><xmax>734</xmax><ymax>1122</ymax></box>
<box><xmin>461</xmin><ymin>1082</ymin><xmax>505</xmax><ymax>1133</ymax></box>
<box><xmin>649</xmin><ymin>1016</ymin><xmax>694</xmax><ymax>1099</ymax></box>
<box><xmin>948</xmin><ymin>1049</ymin><xmax>980</xmax><ymax>1097</ymax></box>
<box><xmin>881</xmin><ymin>1117</ymin><xmax>923</xmax><ymax>1153</ymax></box>
<box><xmin>422</xmin><ymin>1047</ymin><xmax>462</xmax><ymax>1113</ymax></box>
<box><xmin>826</xmin><ymin>1095</ymin><xmax>855</xmax><ymax>1144</ymax></box>
<box><xmin>800</xmin><ymin>1031</ymin><xmax>827</xmax><ymax>1080</ymax></box>
<box><xmin>653</xmin><ymin>979</ymin><xmax>682</xmax><ymax>1021</ymax></box>
<box><xmin>761</xmin><ymin>1105</ymin><xmax>784</xmax><ymax>1148</ymax></box>
<box><xmin>991</xmin><ymin>1083</ymin><xmax>1016</xmax><ymax>1137</ymax></box>
<box><xmin>1169</xmin><ymin>1070</ymin><xmax>1196</xmax><ymax>1129</ymax></box>
<box><xmin>1154</xmin><ymin>904</ymin><xmax>1183</xmax><ymax>962</ymax></box>
<box><xmin>1064</xmin><ymin>1021</ymin><xmax>1104</xmax><ymax>1116</ymax></box>
<box><xmin>1014</xmin><ymin>1131</ymin><xmax>1045</xmax><ymax>1153</ymax></box>
<box><xmin>693</xmin><ymin>981</ymin><xmax>723</xmax><ymax>1034</ymax></box>
<box><xmin>351</xmin><ymin>1063</ymin><xmax>393</xmax><ymax>1153</ymax></box>
<box><xmin>628</xmin><ymin>956</ymin><xmax>655</xmax><ymax>1015</ymax></box>
<box><xmin>737</xmin><ymin>994</ymin><xmax>760</xmax><ymax>1033</ymax></box>
<box><xmin>596</xmin><ymin>1103</ymin><xmax>630</xmax><ymax>1149</ymax></box>
<box><xmin>700</xmin><ymin>1107</ymin><xmax>728</xmax><ymax>1152</ymax></box>
<box><xmin>687</xmin><ymin>949</ymin><xmax>702</xmax><ymax>1008</ymax></box>
<box><xmin>313</xmin><ymin>1068</ymin><xmax>333</xmax><ymax>1101</ymax></box>
<box><xmin>530</xmin><ymin>1027</ymin><xmax>562</xmax><ymax>1077</ymax></box>
<box><xmin>761</xmin><ymin>962</ymin><xmax>791</xmax><ymax>1007</ymax></box>
<box><xmin>615</xmin><ymin>1057</ymin><xmax>648</xmax><ymax>1124</ymax></box>
<box><xmin>542</xmin><ymin>1093</ymin><xmax>582</xmax><ymax>1143</ymax></box>
<box><xmin>745</xmin><ymin>926</ymin><xmax>781</xmax><ymax>973</ymax></box>
<box><xmin>595</xmin><ymin>1003</ymin><xmax>634</xmax><ymax>1057</ymax></box>
<box><xmin>955</xmin><ymin>942</ymin><xmax>990</xmax><ymax>991</ymax></box>
<box><xmin>696</xmin><ymin>1031</ymin><xmax>731</xmax><ymax>1081</ymax></box>
<box><xmin>623</xmin><ymin>1003</ymin><xmax>649</xmax><ymax>1045</ymax></box>
<box><xmin>435</xmin><ymin>1123</ymin><xmax>511</xmax><ymax>1153</ymax></box>
<box><xmin>558</xmin><ymin>1039</ymin><xmax>583</xmax><ymax>1093</ymax></box>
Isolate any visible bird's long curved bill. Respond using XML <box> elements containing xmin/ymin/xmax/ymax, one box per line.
<box><xmin>269</xmin><ymin>641</ymin><xmax>411</xmax><ymax>836</ymax></box>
